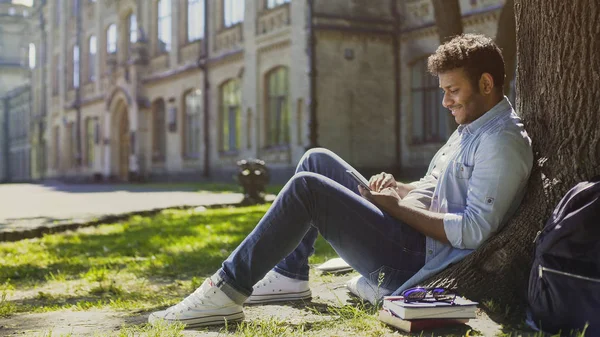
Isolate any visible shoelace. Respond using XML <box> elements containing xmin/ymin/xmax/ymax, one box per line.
<box><xmin>168</xmin><ymin>286</ymin><xmax>214</xmax><ymax>314</ymax></box>
<box><xmin>255</xmin><ymin>272</ymin><xmax>279</xmax><ymax>289</ymax></box>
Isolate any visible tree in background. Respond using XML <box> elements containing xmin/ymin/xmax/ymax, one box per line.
<box><xmin>426</xmin><ymin>0</ymin><xmax>599</xmax><ymax>320</ymax></box>
<box><xmin>432</xmin><ymin>0</ymin><xmax>516</xmax><ymax>95</ymax></box>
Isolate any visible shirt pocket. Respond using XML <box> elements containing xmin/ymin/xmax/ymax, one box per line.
<box><xmin>452</xmin><ymin>160</ymin><xmax>474</xmax><ymax>179</ymax></box>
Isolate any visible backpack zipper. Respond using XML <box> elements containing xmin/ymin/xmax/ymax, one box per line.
<box><xmin>538</xmin><ymin>265</ymin><xmax>600</xmax><ymax>283</ymax></box>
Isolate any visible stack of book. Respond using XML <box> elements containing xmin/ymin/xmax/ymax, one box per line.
<box><xmin>378</xmin><ymin>295</ymin><xmax>478</xmax><ymax>333</ymax></box>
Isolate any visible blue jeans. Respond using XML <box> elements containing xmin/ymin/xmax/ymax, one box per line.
<box><xmin>216</xmin><ymin>148</ymin><xmax>426</xmax><ymax>304</ymax></box>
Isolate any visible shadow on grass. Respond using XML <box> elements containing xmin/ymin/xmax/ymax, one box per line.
<box><xmin>1</xmin><ymin>204</ymin><xmax>338</xmax><ymax>308</ymax></box>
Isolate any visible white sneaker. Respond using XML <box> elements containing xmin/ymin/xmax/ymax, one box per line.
<box><xmin>244</xmin><ymin>270</ymin><xmax>311</xmax><ymax>304</ymax></box>
<box><xmin>148</xmin><ymin>278</ymin><xmax>244</xmax><ymax>328</ymax></box>
<box><xmin>346</xmin><ymin>275</ymin><xmax>393</xmax><ymax>305</ymax></box>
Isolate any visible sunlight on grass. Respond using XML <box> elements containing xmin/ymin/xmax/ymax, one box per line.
<box><xmin>0</xmin><ymin>204</ymin><xmax>337</xmax><ymax>316</ymax></box>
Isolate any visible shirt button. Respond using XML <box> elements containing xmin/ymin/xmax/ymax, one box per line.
<box><xmin>427</xmin><ymin>249</ymin><xmax>434</xmax><ymax>255</ymax></box>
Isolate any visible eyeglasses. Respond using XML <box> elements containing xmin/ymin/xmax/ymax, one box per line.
<box><xmin>400</xmin><ymin>287</ymin><xmax>456</xmax><ymax>304</ymax></box>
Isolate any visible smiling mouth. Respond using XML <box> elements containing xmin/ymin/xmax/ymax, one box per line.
<box><xmin>449</xmin><ymin>106</ymin><xmax>461</xmax><ymax>116</ymax></box>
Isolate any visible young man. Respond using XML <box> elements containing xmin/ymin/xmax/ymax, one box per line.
<box><xmin>149</xmin><ymin>34</ymin><xmax>533</xmax><ymax>327</ymax></box>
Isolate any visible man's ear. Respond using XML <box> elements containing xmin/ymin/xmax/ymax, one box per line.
<box><xmin>479</xmin><ymin>73</ymin><xmax>495</xmax><ymax>95</ymax></box>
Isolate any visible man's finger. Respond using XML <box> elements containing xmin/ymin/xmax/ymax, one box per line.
<box><xmin>358</xmin><ymin>185</ymin><xmax>372</xmax><ymax>200</ymax></box>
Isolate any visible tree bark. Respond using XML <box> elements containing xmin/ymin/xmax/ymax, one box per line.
<box><xmin>494</xmin><ymin>0</ymin><xmax>516</xmax><ymax>95</ymax></box>
<box><xmin>423</xmin><ymin>0</ymin><xmax>600</xmax><ymax>321</ymax></box>
<box><xmin>432</xmin><ymin>0</ymin><xmax>463</xmax><ymax>43</ymax></box>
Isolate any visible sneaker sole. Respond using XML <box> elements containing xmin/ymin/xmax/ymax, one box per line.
<box><xmin>244</xmin><ymin>289</ymin><xmax>312</xmax><ymax>304</ymax></box>
<box><xmin>178</xmin><ymin>311</ymin><xmax>245</xmax><ymax>328</ymax></box>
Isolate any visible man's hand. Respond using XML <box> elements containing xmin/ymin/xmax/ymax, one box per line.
<box><xmin>369</xmin><ymin>172</ymin><xmax>397</xmax><ymax>192</ymax></box>
<box><xmin>358</xmin><ymin>185</ymin><xmax>401</xmax><ymax>213</ymax></box>
<box><xmin>358</xmin><ymin>185</ymin><xmax>449</xmax><ymax>244</ymax></box>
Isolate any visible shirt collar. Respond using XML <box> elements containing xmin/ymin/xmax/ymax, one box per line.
<box><xmin>458</xmin><ymin>96</ymin><xmax>512</xmax><ymax>135</ymax></box>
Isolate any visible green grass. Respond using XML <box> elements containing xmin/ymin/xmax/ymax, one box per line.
<box><xmin>0</xmin><ymin>204</ymin><xmax>337</xmax><ymax>316</ymax></box>
<box><xmin>1</xmin><ymin>203</ymin><xmax>563</xmax><ymax>337</ymax></box>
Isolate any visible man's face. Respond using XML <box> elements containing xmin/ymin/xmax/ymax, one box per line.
<box><xmin>438</xmin><ymin>68</ymin><xmax>487</xmax><ymax>125</ymax></box>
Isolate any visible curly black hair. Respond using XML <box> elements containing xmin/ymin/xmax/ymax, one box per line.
<box><xmin>427</xmin><ymin>34</ymin><xmax>505</xmax><ymax>92</ymax></box>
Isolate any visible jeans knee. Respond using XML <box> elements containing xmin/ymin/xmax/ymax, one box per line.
<box><xmin>298</xmin><ymin>147</ymin><xmax>334</xmax><ymax>168</ymax></box>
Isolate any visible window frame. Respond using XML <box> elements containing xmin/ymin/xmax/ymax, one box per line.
<box><xmin>220</xmin><ymin>79</ymin><xmax>241</xmax><ymax>152</ymax></box>
<box><xmin>183</xmin><ymin>89</ymin><xmax>203</xmax><ymax>158</ymax></box>
<box><xmin>157</xmin><ymin>0</ymin><xmax>172</xmax><ymax>53</ymax></box>
<box><xmin>88</xmin><ymin>35</ymin><xmax>96</xmax><ymax>82</ymax></box>
<box><xmin>152</xmin><ymin>99</ymin><xmax>167</xmax><ymax>162</ymax></box>
<box><xmin>107</xmin><ymin>24</ymin><xmax>117</xmax><ymax>54</ymax></box>
<box><xmin>265</xmin><ymin>66</ymin><xmax>290</xmax><ymax>147</ymax></box>
<box><xmin>410</xmin><ymin>57</ymin><xmax>448</xmax><ymax>145</ymax></box>
<box><xmin>266</xmin><ymin>0</ymin><xmax>289</xmax><ymax>9</ymax></box>
<box><xmin>223</xmin><ymin>0</ymin><xmax>244</xmax><ymax>28</ymax></box>
<box><xmin>187</xmin><ymin>0</ymin><xmax>205</xmax><ymax>42</ymax></box>
<box><xmin>73</xmin><ymin>44</ymin><xmax>80</xmax><ymax>88</ymax></box>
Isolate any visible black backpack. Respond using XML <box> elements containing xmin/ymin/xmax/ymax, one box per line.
<box><xmin>528</xmin><ymin>177</ymin><xmax>600</xmax><ymax>336</ymax></box>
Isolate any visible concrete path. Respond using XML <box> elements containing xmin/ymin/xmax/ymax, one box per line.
<box><xmin>0</xmin><ymin>182</ymin><xmax>267</xmax><ymax>241</ymax></box>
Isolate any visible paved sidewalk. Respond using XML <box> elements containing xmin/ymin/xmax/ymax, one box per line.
<box><xmin>0</xmin><ymin>182</ymin><xmax>272</xmax><ymax>241</ymax></box>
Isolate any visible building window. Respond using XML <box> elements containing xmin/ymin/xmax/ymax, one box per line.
<box><xmin>157</xmin><ymin>0</ymin><xmax>172</xmax><ymax>52</ymax></box>
<box><xmin>88</xmin><ymin>35</ymin><xmax>96</xmax><ymax>81</ymax></box>
<box><xmin>220</xmin><ymin>80</ymin><xmax>241</xmax><ymax>152</ymax></box>
<box><xmin>85</xmin><ymin>118</ymin><xmax>95</xmax><ymax>167</ymax></box>
<box><xmin>411</xmin><ymin>58</ymin><xmax>448</xmax><ymax>144</ymax></box>
<box><xmin>28</xmin><ymin>43</ymin><xmax>36</xmax><ymax>69</ymax></box>
<box><xmin>73</xmin><ymin>45</ymin><xmax>80</xmax><ymax>88</ymax></box>
<box><xmin>223</xmin><ymin>0</ymin><xmax>244</xmax><ymax>28</ymax></box>
<box><xmin>107</xmin><ymin>24</ymin><xmax>117</xmax><ymax>54</ymax></box>
<box><xmin>184</xmin><ymin>89</ymin><xmax>202</xmax><ymax>158</ymax></box>
<box><xmin>266</xmin><ymin>0</ymin><xmax>289</xmax><ymax>9</ymax></box>
<box><xmin>129</xmin><ymin>14</ymin><xmax>137</xmax><ymax>44</ymax></box>
<box><xmin>266</xmin><ymin>67</ymin><xmax>289</xmax><ymax>146</ymax></box>
<box><xmin>152</xmin><ymin>99</ymin><xmax>166</xmax><ymax>162</ymax></box>
<box><xmin>188</xmin><ymin>0</ymin><xmax>204</xmax><ymax>42</ymax></box>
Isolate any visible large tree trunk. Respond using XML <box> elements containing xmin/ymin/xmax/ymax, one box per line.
<box><xmin>494</xmin><ymin>0</ymin><xmax>516</xmax><ymax>95</ymax></box>
<box><xmin>432</xmin><ymin>0</ymin><xmax>463</xmax><ymax>43</ymax></box>
<box><xmin>424</xmin><ymin>0</ymin><xmax>600</xmax><ymax>321</ymax></box>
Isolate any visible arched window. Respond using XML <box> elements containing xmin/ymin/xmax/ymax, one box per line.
<box><xmin>266</xmin><ymin>67</ymin><xmax>289</xmax><ymax>146</ymax></box>
<box><xmin>73</xmin><ymin>45</ymin><xmax>80</xmax><ymax>88</ymax></box>
<box><xmin>88</xmin><ymin>35</ymin><xmax>96</xmax><ymax>81</ymax></box>
<box><xmin>157</xmin><ymin>0</ymin><xmax>172</xmax><ymax>52</ymax></box>
<box><xmin>107</xmin><ymin>24</ymin><xmax>117</xmax><ymax>54</ymax></box>
<box><xmin>28</xmin><ymin>43</ymin><xmax>36</xmax><ymax>69</ymax></box>
<box><xmin>152</xmin><ymin>99</ymin><xmax>166</xmax><ymax>162</ymax></box>
<box><xmin>187</xmin><ymin>0</ymin><xmax>204</xmax><ymax>42</ymax></box>
<box><xmin>184</xmin><ymin>89</ymin><xmax>202</xmax><ymax>157</ymax></box>
<box><xmin>223</xmin><ymin>0</ymin><xmax>244</xmax><ymax>27</ymax></box>
<box><xmin>220</xmin><ymin>79</ymin><xmax>241</xmax><ymax>152</ymax></box>
<box><xmin>411</xmin><ymin>58</ymin><xmax>448</xmax><ymax>144</ymax></box>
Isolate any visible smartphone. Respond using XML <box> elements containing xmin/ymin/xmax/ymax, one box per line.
<box><xmin>346</xmin><ymin>170</ymin><xmax>372</xmax><ymax>191</ymax></box>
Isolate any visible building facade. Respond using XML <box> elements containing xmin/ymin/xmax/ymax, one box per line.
<box><xmin>0</xmin><ymin>0</ymin><xmax>35</xmax><ymax>182</ymax></box>
<box><xmin>15</xmin><ymin>0</ymin><xmax>510</xmax><ymax>183</ymax></box>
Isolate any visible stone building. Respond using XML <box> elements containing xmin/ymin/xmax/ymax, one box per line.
<box><xmin>23</xmin><ymin>0</ymin><xmax>510</xmax><ymax>182</ymax></box>
<box><xmin>0</xmin><ymin>0</ymin><xmax>35</xmax><ymax>182</ymax></box>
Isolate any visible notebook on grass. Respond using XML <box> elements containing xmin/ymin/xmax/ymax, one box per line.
<box><xmin>382</xmin><ymin>296</ymin><xmax>477</xmax><ymax>320</ymax></box>
<box><xmin>378</xmin><ymin>309</ymin><xmax>469</xmax><ymax>333</ymax></box>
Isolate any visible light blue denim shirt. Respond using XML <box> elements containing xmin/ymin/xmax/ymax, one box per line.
<box><xmin>393</xmin><ymin>97</ymin><xmax>533</xmax><ymax>294</ymax></box>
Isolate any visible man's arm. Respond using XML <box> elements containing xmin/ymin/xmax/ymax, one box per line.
<box><xmin>395</xmin><ymin>182</ymin><xmax>416</xmax><ymax>199</ymax></box>
<box><xmin>359</xmin><ymin>186</ymin><xmax>449</xmax><ymax>243</ymax></box>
